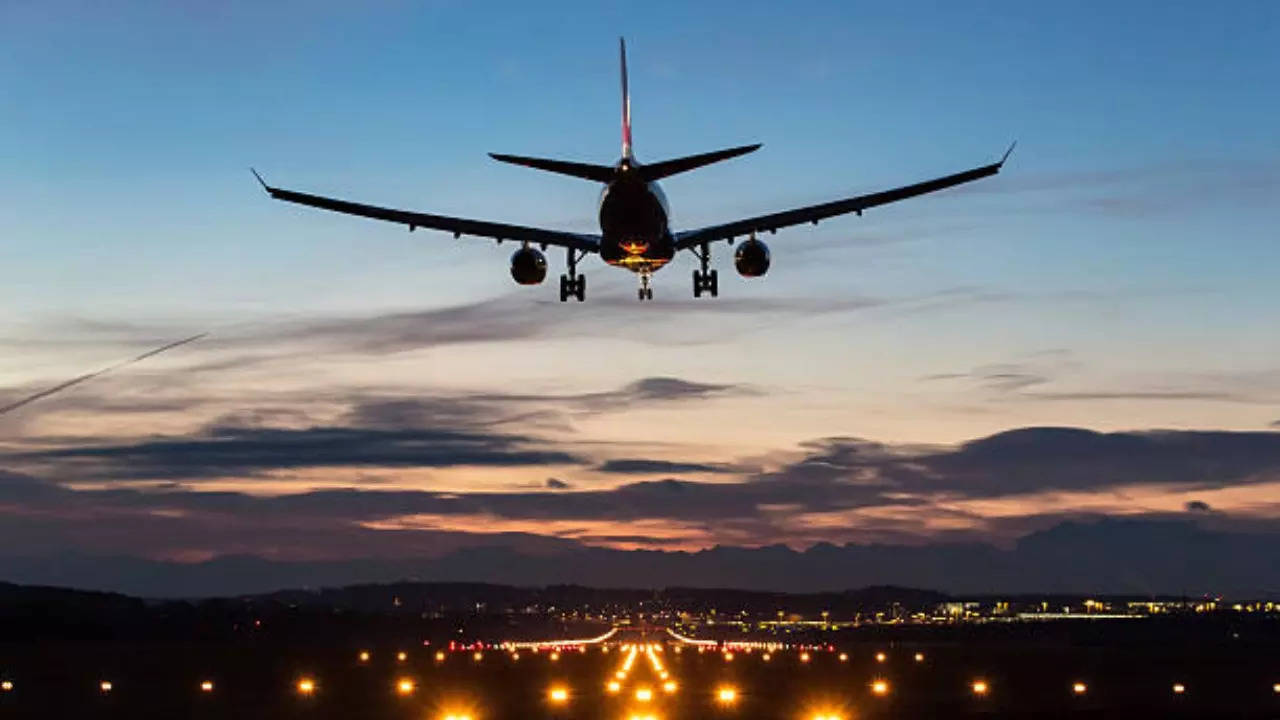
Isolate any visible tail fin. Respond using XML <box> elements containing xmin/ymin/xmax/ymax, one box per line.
<box><xmin>620</xmin><ymin>37</ymin><xmax>632</xmax><ymax>159</ymax></box>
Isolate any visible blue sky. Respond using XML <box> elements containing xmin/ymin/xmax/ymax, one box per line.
<box><xmin>0</xmin><ymin>1</ymin><xmax>1278</xmax><ymax>563</ymax></box>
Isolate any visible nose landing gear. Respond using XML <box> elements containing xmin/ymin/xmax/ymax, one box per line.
<box><xmin>637</xmin><ymin>271</ymin><xmax>653</xmax><ymax>301</ymax></box>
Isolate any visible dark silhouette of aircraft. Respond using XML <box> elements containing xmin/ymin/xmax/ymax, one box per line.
<box><xmin>254</xmin><ymin>39</ymin><xmax>1013</xmax><ymax>302</ymax></box>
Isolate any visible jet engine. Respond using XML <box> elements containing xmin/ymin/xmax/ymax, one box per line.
<box><xmin>509</xmin><ymin>246</ymin><xmax>547</xmax><ymax>285</ymax></box>
<box><xmin>734</xmin><ymin>238</ymin><xmax>771</xmax><ymax>277</ymax></box>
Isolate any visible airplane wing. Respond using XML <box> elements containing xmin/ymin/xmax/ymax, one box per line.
<box><xmin>674</xmin><ymin>144</ymin><xmax>1014</xmax><ymax>250</ymax></box>
<box><xmin>252</xmin><ymin>171</ymin><xmax>601</xmax><ymax>252</ymax></box>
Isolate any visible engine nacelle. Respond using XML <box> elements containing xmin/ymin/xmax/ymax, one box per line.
<box><xmin>734</xmin><ymin>238</ymin><xmax>771</xmax><ymax>277</ymax></box>
<box><xmin>509</xmin><ymin>247</ymin><xmax>547</xmax><ymax>285</ymax></box>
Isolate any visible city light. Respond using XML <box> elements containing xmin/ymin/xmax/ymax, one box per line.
<box><xmin>914</xmin><ymin>652</ymin><xmax>925</xmax><ymax>663</ymax></box>
<box><xmin>972</xmin><ymin>680</ymin><xmax>989</xmax><ymax>696</ymax></box>
<box><xmin>663</xmin><ymin>680</ymin><xmax>678</xmax><ymax>694</ymax></box>
<box><xmin>200</xmin><ymin>680</ymin><xmax>214</xmax><ymax>693</ymax></box>
<box><xmin>1073</xmin><ymin>682</ymin><xmax>1087</xmax><ymax>695</ymax></box>
<box><xmin>606</xmin><ymin>681</ymin><xmax>621</xmax><ymax>693</ymax></box>
<box><xmin>871</xmin><ymin>679</ymin><xmax>889</xmax><ymax>696</ymax></box>
<box><xmin>473</xmin><ymin>651</ymin><xmax>484</xmax><ymax>662</ymax></box>
<box><xmin>800</xmin><ymin>652</ymin><xmax>810</xmax><ymax>663</ymax></box>
<box><xmin>296</xmin><ymin>678</ymin><xmax>315</xmax><ymax>696</ymax></box>
<box><xmin>435</xmin><ymin>651</ymin><xmax>446</xmax><ymax>662</ymax></box>
<box><xmin>397</xmin><ymin>651</ymin><xmax>407</xmax><ymax>662</ymax></box>
<box><xmin>396</xmin><ymin>678</ymin><xmax>415</xmax><ymax>696</ymax></box>
<box><xmin>548</xmin><ymin>686</ymin><xmax>569</xmax><ymax>703</ymax></box>
<box><xmin>99</xmin><ymin>680</ymin><xmax>113</xmax><ymax>693</ymax></box>
<box><xmin>1172</xmin><ymin>683</ymin><xmax>1185</xmax><ymax>694</ymax></box>
<box><xmin>635</xmin><ymin>687</ymin><xmax>653</xmax><ymax>702</ymax></box>
<box><xmin>838</xmin><ymin>653</ymin><xmax>848</xmax><ymax>662</ymax></box>
<box><xmin>716</xmin><ymin>686</ymin><xmax>738</xmax><ymax>704</ymax></box>
<box><xmin>1</xmin><ymin>681</ymin><xmax>12</xmax><ymax>692</ymax></box>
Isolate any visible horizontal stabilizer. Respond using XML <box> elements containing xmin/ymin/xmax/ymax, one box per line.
<box><xmin>639</xmin><ymin>143</ymin><xmax>761</xmax><ymax>181</ymax></box>
<box><xmin>489</xmin><ymin>153</ymin><xmax>616</xmax><ymax>183</ymax></box>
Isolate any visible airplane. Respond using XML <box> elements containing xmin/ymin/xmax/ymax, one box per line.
<box><xmin>253</xmin><ymin>39</ymin><xmax>1013</xmax><ymax>302</ymax></box>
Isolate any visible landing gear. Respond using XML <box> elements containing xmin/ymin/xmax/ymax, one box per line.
<box><xmin>691</xmin><ymin>242</ymin><xmax>718</xmax><ymax>298</ymax></box>
<box><xmin>637</xmin><ymin>271</ymin><xmax>653</xmax><ymax>301</ymax></box>
<box><xmin>559</xmin><ymin>249</ymin><xmax>586</xmax><ymax>302</ymax></box>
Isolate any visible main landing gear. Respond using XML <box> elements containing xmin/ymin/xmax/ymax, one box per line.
<box><xmin>692</xmin><ymin>242</ymin><xmax>718</xmax><ymax>298</ymax></box>
<box><xmin>637</xmin><ymin>271</ymin><xmax>653</xmax><ymax>301</ymax></box>
<box><xmin>559</xmin><ymin>249</ymin><xmax>586</xmax><ymax>302</ymax></box>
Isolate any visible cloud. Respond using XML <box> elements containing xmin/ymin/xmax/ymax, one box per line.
<box><xmin>545</xmin><ymin>478</ymin><xmax>569</xmax><ymax>489</ymax></box>
<box><xmin>8</xmin><ymin>425</ymin><xmax>585</xmax><ymax>480</ymax></box>
<box><xmin>1185</xmin><ymin>500</ymin><xmax>1212</xmax><ymax>512</ymax></box>
<box><xmin>596</xmin><ymin>459</ymin><xmax>737</xmax><ymax>475</ymax></box>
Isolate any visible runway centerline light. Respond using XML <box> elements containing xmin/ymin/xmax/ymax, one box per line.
<box><xmin>663</xmin><ymin>680</ymin><xmax>677</xmax><ymax>693</ymax></box>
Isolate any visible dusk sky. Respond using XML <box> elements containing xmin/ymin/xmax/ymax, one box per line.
<box><xmin>2</xmin><ymin>2</ymin><xmax>1279</xmax><ymax>572</ymax></box>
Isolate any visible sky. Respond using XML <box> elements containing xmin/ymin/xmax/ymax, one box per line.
<box><xmin>1</xmin><ymin>1</ymin><xmax>1279</xmax><ymax>574</ymax></box>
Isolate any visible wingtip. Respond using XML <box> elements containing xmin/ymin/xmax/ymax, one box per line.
<box><xmin>999</xmin><ymin>140</ymin><xmax>1017</xmax><ymax>166</ymax></box>
<box><xmin>250</xmin><ymin>167</ymin><xmax>270</xmax><ymax>192</ymax></box>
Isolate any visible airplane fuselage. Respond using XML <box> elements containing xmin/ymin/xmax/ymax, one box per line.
<box><xmin>597</xmin><ymin>163</ymin><xmax>675</xmax><ymax>274</ymax></box>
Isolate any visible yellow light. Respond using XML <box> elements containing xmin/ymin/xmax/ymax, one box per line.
<box><xmin>442</xmin><ymin>714</ymin><xmax>474</xmax><ymax>720</ymax></box>
<box><xmin>99</xmin><ymin>681</ymin><xmax>113</xmax><ymax>693</ymax></box>
<box><xmin>549</xmin><ymin>651</ymin><xmax>560</xmax><ymax>661</ymax></box>
<box><xmin>358</xmin><ymin>650</ymin><xmax>370</xmax><ymax>663</ymax></box>
<box><xmin>663</xmin><ymin>680</ymin><xmax>678</xmax><ymax>693</ymax></box>
<box><xmin>716</xmin><ymin>686</ymin><xmax>738</xmax><ymax>704</ymax></box>
<box><xmin>473</xmin><ymin>651</ymin><xmax>484</xmax><ymax>662</ymax></box>
<box><xmin>606</xmin><ymin>681</ymin><xmax>621</xmax><ymax>693</ymax></box>
<box><xmin>435</xmin><ymin>651</ymin><xmax>446</xmax><ymax>662</ymax></box>
<box><xmin>811</xmin><ymin>713</ymin><xmax>842</xmax><ymax>720</ymax></box>
<box><xmin>1072</xmin><ymin>682</ymin><xmax>1087</xmax><ymax>695</ymax></box>
<box><xmin>1273</xmin><ymin>683</ymin><xmax>1280</xmax><ymax>694</ymax></box>
<box><xmin>635</xmin><ymin>687</ymin><xmax>653</xmax><ymax>702</ymax></box>
<box><xmin>397</xmin><ymin>651</ymin><xmax>407</xmax><ymax>662</ymax></box>
<box><xmin>673</xmin><ymin>647</ymin><xmax>682</xmax><ymax>655</ymax></box>
<box><xmin>800</xmin><ymin>652</ymin><xmax>810</xmax><ymax>663</ymax></box>
<box><xmin>762</xmin><ymin>653</ymin><xmax>771</xmax><ymax>662</ymax></box>
<box><xmin>972</xmin><ymin>680</ymin><xmax>989</xmax><ymax>696</ymax></box>
<box><xmin>200</xmin><ymin>680</ymin><xmax>214</xmax><ymax>693</ymax></box>
<box><xmin>296</xmin><ymin>679</ymin><xmax>315</xmax><ymax>695</ymax></box>
<box><xmin>0</xmin><ymin>681</ymin><xmax>12</xmax><ymax>692</ymax></box>
<box><xmin>548</xmin><ymin>686</ymin><xmax>569</xmax><ymax>703</ymax></box>
<box><xmin>871</xmin><ymin>679</ymin><xmax>889</xmax><ymax>696</ymax></box>
<box><xmin>1172</xmin><ymin>683</ymin><xmax>1185</xmax><ymax>694</ymax></box>
<box><xmin>838</xmin><ymin>653</ymin><xmax>848</xmax><ymax>662</ymax></box>
<box><xmin>511</xmin><ymin>652</ymin><xmax>520</xmax><ymax>661</ymax></box>
<box><xmin>724</xmin><ymin>651</ymin><xmax>734</xmax><ymax>662</ymax></box>
<box><xmin>913</xmin><ymin>652</ymin><xmax>923</xmax><ymax>663</ymax></box>
<box><xmin>616</xmin><ymin>671</ymin><xmax>627</xmax><ymax>680</ymax></box>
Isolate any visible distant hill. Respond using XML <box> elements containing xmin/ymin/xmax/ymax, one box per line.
<box><xmin>0</xmin><ymin>518</ymin><xmax>1276</xmax><ymax>598</ymax></box>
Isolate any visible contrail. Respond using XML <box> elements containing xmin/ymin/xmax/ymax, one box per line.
<box><xmin>0</xmin><ymin>333</ymin><xmax>208</xmax><ymax>417</ymax></box>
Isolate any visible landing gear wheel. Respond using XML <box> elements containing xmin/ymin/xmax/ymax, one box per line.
<box><xmin>708</xmin><ymin>269</ymin><xmax>719</xmax><ymax>298</ymax></box>
<box><xmin>575</xmin><ymin>274</ymin><xmax>586</xmax><ymax>302</ymax></box>
<box><xmin>559</xmin><ymin>275</ymin><xmax>568</xmax><ymax>302</ymax></box>
<box><xmin>693</xmin><ymin>270</ymin><xmax>702</xmax><ymax>298</ymax></box>
<box><xmin>559</xmin><ymin>274</ymin><xmax>585</xmax><ymax>302</ymax></box>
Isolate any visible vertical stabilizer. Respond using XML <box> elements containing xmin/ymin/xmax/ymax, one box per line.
<box><xmin>620</xmin><ymin>37</ymin><xmax>632</xmax><ymax>159</ymax></box>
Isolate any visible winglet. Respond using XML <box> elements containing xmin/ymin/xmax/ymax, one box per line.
<box><xmin>999</xmin><ymin>141</ymin><xmax>1017</xmax><ymax>166</ymax></box>
<box><xmin>250</xmin><ymin>167</ymin><xmax>271</xmax><ymax>192</ymax></box>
